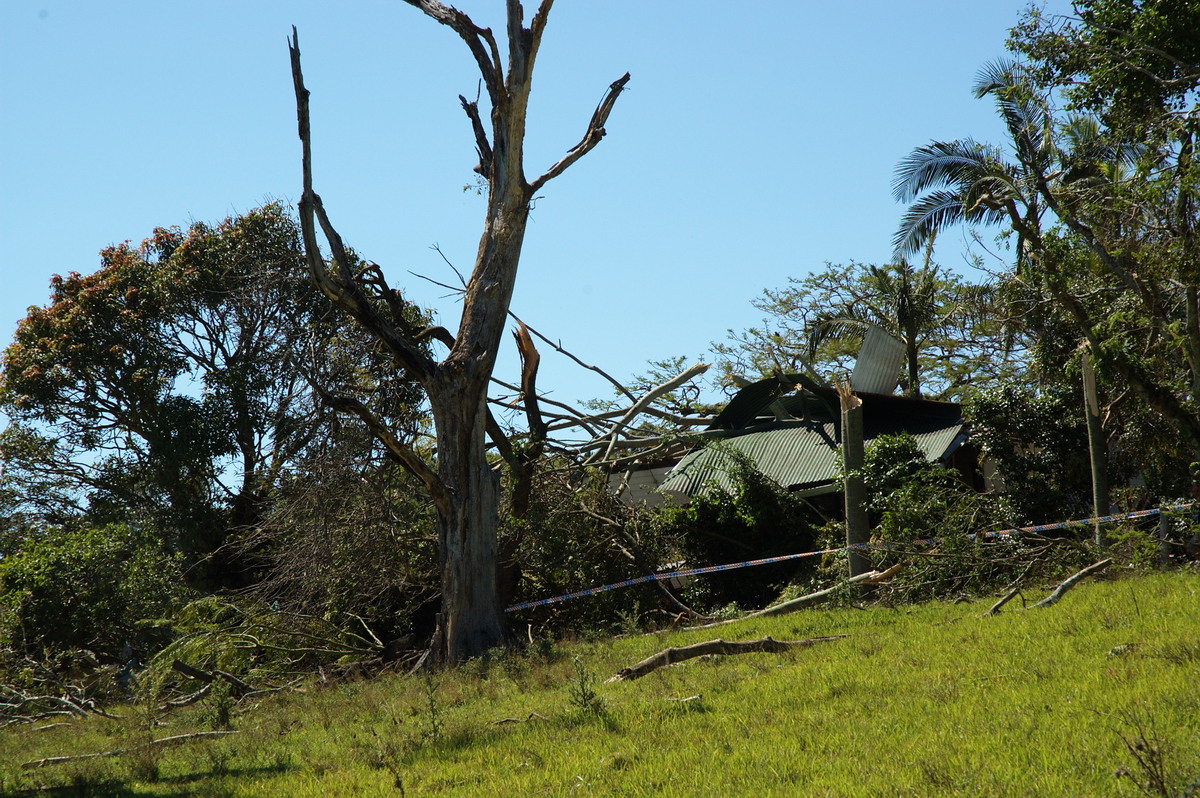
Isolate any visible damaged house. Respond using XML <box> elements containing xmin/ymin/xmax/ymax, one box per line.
<box><xmin>612</xmin><ymin>327</ymin><xmax>980</xmax><ymax>509</ymax></box>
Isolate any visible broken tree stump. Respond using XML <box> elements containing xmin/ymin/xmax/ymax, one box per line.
<box><xmin>606</xmin><ymin>635</ymin><xmax>846</xmax><ymax>682</ymax></box>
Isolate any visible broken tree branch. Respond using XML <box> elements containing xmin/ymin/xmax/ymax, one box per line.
<box><xmin>607</xmin><ymin>635</ymin><xmax>846</xmax><ymax>682</ymax></box>
<box><xmin>22</xmin><ymin>731</ymin><xmax>239</xmax><ymax>770</ymax></box>
<box><xmin>685</xmin><ymin>566</ymin><xmax>901</xmax><ymax>631</ymax></box>
<box><xmin>1032</xmin><ymin>558</ymin><xmax>1113</xmax><ymax>609</ymax></box>
<box><xmin>506</xmin><ymin>312</ymin><xmax>637</xmax><ymax>403</ymax></box>
<box><xmin>531</xmin><ymin>72</ymin><xmax>631</xmax><ymax>191</ymax></box>
<box><xmin>587</xmin><ymin>362</ymin><xmax>710</xmax><ymax>463</ymax></box>
<box><xmin>983</xmin><ymin>586</ymin><xmax>1023</xmax><ymax>617</ymax></box>
<box><xmin>171</xmin><ymin>660</ymin><xmax>255</xmax><ymax>698</ymax></box>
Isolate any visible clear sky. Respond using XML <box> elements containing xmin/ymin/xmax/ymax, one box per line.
<box><xmin>1</xmin><ymin>1</ymin><xmax>1067</xmax><ymax>411</ymax></box>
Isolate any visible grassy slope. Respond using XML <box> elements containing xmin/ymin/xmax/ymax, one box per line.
<box><xmin>2</xmin><ymin>571</ymin><xmax>1198</xmax><ymax>797</ymax></box>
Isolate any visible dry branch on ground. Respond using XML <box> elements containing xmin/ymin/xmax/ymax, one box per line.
<box><xmin>607</xmin><ymin>635</ymin><xmax>846</xmax><ymax>682</ymax></box>
<box><xmin>685</xmin><ymin>565</ymin><xmax>902</xmax><ymax>631</ymax></box>
<box><xmin>22</xmin><ymin>730</ymin><xmax>239</xmax><ymax>769</ymax></box>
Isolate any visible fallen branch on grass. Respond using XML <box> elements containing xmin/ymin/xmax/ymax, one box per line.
<box><xmin>490</xmin><ymin>712</ymin><xmax>547</xmax><ymax>725</ymax></box>
<box><xmin>171</xmin><ymin>659</ymin><xmax>254</xmax><ymax>697</ymax></box>
<box><xmin>1032</xmin><ymin>558</ymin><xmax>1112</xmax><ymax>608</ymax></box>
<box><xmin>685</xmin><ymin>565</ymin><xmax>902</xmax><ymax>631</ymax></box>
<box><xmin>607</xmin><ymin>635</ymin><xmax>846</xmax><ymax>682</ymax></box>
<box><xmin>1</xmin><ymin>684</ymin><xmax>119</xmax><ymax>728</ymax></box>
<box><xmin>22</xmin><ymin>730</ymin><xmax>239</xmax><ymax>769</ymax></box>
<box><xmin>983</xmin><ymin>587</ymin><xmax>1024</xmax><ymax>617</ymax></box>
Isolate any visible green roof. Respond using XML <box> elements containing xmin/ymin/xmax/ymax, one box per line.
<box><xmin>659</xmin><ymin>377</ymin><xmax>968</xmax><ymax>497</ymax></box>
<box><xmin>661</xmin><ymin>419</ymin><xmax>966</xmax><ymax>497</ymax></box>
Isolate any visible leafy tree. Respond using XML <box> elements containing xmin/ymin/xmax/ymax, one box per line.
<box><xmin>894</xmin><ymin>37</ymin><xmax>1200</xmax><ymax>480</ymax></box>
<box><xmin>288</xmin><ymin>2</ymin><xmax>631</xmax><ymax>662</ymax></box>
<box><xmin>716</xmin><ymin>258</ymin><xmax>1015</xmax><ymax>400</ymax></box>
<box><xmin>0</xmin><ymin>205</ymin><xmax>361</xmax><ymax>586</ymax></box>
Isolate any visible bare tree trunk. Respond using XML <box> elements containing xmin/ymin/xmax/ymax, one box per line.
<box><xmin>428</xmin><ymin>386</ymin><xmax>505</xmax><ymax>660</ymax></box>
<box><xmin>289</xmin><ymin>2</ymin><xmax>629</xmax><ymax>664</ymax></box>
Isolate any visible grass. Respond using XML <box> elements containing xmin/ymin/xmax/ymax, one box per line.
<box><xmin>2</xmin><ymin>570</ymin><xmax>1198</xmax><ymax>796</ymax></box>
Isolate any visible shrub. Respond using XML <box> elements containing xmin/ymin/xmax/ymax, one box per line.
<box><xmin>654</xmin><ymin>449</ymin><xmax>818</xmax><ymax>611</ymax></box>
<box><xmin>0</xmin><ymin>523</ymin><xmax>187</xmax><ymax>659</ymax></box>
<box><xmin>506</xmin><ymin>465</ymin><xmax>675</xmax><ymax>636</ymax></box>
<box><xmin>857</xmin><ymin>433</ymin><xmax>1091</xmax><ymax>602</ymax></box>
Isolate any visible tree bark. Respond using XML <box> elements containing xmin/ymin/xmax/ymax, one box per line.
<box><xmin>1081</xmin><ymin>349</ymin><xmax>1109</xmax><ymax>547</ymax></box>
<box><xmin>428</xmin><ymin>385</ymin><xmax>506</xmax><ymax>661</ymax></box>
<box><xmin>289</xmin><ymin>3</ymin><xmax>628</xmax><ymax>663</ymax></box>
<box><xmin>1032</xmin><ymin>558</ymin><xmax>1112</xmax><ymax>608</ymax></box>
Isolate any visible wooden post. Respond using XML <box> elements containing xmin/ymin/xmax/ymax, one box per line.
<box><xmin>838</xmin><ymin>382</ymin><xmax>871</xmax><ymax>578</ymax></box>
<box><xmin>1082</xmin><ymin>349</ymin><xmax>1108</xmax><ymax>547</ymax></box>
<box><xmin>1159</xmin><ymin>510</ymin><xmax>1171</xmax><ymax>567</ymax></box>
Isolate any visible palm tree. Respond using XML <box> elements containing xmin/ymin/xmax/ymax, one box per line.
<box><xmin>804</xmin><ymin>249</ymin><xmax>951</xmax><ymax>399</ymax></box>
<box><xmin>891</xmin><ymin>60</ymin><xmax>1053</xmax><ymax>270</ymax></box>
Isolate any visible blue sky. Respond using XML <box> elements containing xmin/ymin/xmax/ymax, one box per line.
<box><xmin>1</xmin><ymin>1</ymin><xmax>1067</xmax><ymax>411</ymax></box>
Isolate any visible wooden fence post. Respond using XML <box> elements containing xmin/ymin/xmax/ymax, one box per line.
<box><xmin>838</xmin><ymin>382</ymin><xmax>871</xmax><ymax>578</ymax></box>
<box><xmin>1082</xmin><ymin>349</ymin><xmax>1108</xmax><ymax>547</ymax></box>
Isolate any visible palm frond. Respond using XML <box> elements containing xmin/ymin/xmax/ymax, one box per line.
<box><xmin>892</xmin><ymin>190</ymin><xmax>971</xmax><ymax>257</ymax></box>
<box><xmin>891</xmin><ymin>139</ymin><xmax>1002</xmax><ymax>201</ymax></box>
<box><xmin>805</xmin><ymin>310</ymin><xmax>878</xmax><ymax>361</ymax></box>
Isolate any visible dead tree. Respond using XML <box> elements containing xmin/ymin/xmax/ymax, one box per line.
<box><xmin>288</xmin><ymin>1</ymin><xmax>629</xmax><ymax>664</ymax></box>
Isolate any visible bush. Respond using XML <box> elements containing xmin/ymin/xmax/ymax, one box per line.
<box><xmin>506</xmin><ymin>465</ymin><xmax>675</xmax><ymax>636</ymax></box>
<box><xmin>0</xmin><ymin>523</ymin><xmax>187</xmax><ymax>659</ymax></box>
<box><xmin>654</xmin><ymin>449</ymin><xmax>818</xmax><ymax>611</ymax></box>
<box><xmin>857</xmin><ymin>433</ymin><xmax>1092</xmax><ymax>602</ymax></box>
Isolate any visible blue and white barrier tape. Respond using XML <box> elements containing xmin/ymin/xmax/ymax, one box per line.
<box><xmin>504</xmin><ymin>502</ymin><xmax>1195</xmax><ymax>613</ymax></box>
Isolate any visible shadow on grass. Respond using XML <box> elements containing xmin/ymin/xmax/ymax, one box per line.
<box><xmin>8</xmin><ymin>762</ymin><xmax>293</xmax><ymax>798</ymax></box>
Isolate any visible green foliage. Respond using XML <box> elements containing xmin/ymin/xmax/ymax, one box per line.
<box><xmin>715</xmin><ymin>259</ymin><xmax>1015</xmax><ymax>401</ymax></box>
<box><xmin>655</xmin><ymin>450</ymin><xmax>816</xmax><ymax>611</ymax></box>
<box><xmin>852</xmin><ymin>432</ymin><xmax>1030</xmax><ymax>601</ymax></box>
<box><xmin>967</xmin><ymin>384</ymin><xmax>1093</xmax><ymax>523</ymax></box>
<box><xmin>506</xmin><ymin>465</ymin><xmax>677</xmax><ymax>636</ymax></box>
<box><xmin>143</xmin><ymin>597</ymin><xmax>383</xmax><ymax>697</ymax></box>
<box><xmin>1011</xmin><ymin>0</ymin><xmax>1200</xmax><ymax>134</ymax></box>
<box><xmin>0</xmin><ymin>523</ymin><xmax>187</xmax><ymax>658</ymax></box>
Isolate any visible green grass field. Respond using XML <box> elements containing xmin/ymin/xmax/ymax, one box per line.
<box><xmin>3</xmin><ymin>570</ymin><xmax>1198</xmax><ymax>797</ymax></box>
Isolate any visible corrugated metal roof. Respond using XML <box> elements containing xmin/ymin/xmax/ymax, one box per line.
<box><xmin>851</xmin><ymin>325</ymin><xmax>906</xmax><ymax>394</ymax></box>
<box><xmin>659</xmin><ymin>417</ymin><xmax>966</xmax><ymax>497</ymax></box>
<box><xmin>656</xmin><ymin>373</ymin><xmax>969</xmax><ymax>498</ymax></box>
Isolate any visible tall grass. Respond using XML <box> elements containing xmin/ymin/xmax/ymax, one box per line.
<box><xmin>2</xmin><ymin>571</ymin><xmax>1197</xmax><ymax>796</ymax></box>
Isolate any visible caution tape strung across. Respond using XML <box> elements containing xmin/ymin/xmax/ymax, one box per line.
<box><xmin>504</xmin><ymin>503</ymin><xmax>1196</xmax><ymax>613</ymax></box>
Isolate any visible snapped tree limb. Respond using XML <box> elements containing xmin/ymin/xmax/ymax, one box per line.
<box><xmin>607</xmin><ymin>635</ymin><xmax>846</xmax><ymax>682</ymax></box>
<box><xmin>1032</xmin><ymin>558</ymin><xmax>1112</xmax><ymax>608</ymax></box>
